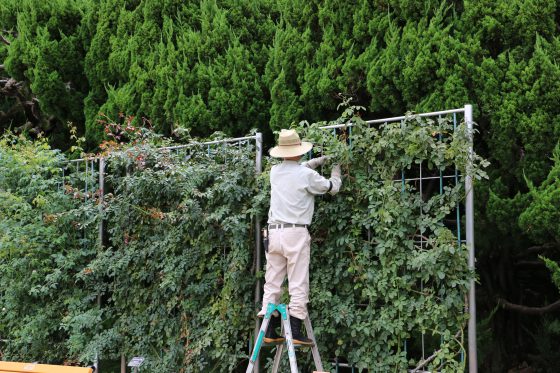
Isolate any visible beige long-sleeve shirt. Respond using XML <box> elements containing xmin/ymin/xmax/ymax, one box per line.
<box><xmin>267</xmin><ymin>160</ymin><xmax>342</xmax><ymax>225</ymax></box>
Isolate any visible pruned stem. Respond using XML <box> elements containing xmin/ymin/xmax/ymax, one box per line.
<box><xmin>0</xmin><ymin>34</ymin><xmax>10</xmax><ymax>46</ymax></box>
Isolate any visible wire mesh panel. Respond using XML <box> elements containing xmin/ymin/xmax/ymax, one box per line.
<box><xmin>58</xmin><ymin>157</ymin><xmax>102</xmax><ymax>256</ymax></box>
<box><xmin>60</xmin><ymin>158</ymin><xmax>100</xmax><ymax>196</ymax></box>
<box><xmin>395</xmin><ymin>112</ymin><xmax>465</xmax><ymax>372</ymax></box>
<box><xmin>310</xmin><ymin>106</ymin><xmax>476</xmax><ymax>372</ymax></box>
<box><xmin>57</xmin><ymin>134</ymin><xmax>263</xmax><ymax>373</ymax></box>
<box><xmin>56</xmin><ymin>157</ymin><xmax>103</xmax><ymax>368</ymax></box>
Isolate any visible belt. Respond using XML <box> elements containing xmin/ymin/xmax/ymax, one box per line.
<box><xmin>268</xmin><ymin>223</ymin><xmax>308</xmax><ymax>229</ymax></box>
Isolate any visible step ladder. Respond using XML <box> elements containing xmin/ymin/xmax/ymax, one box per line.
<box><xmin>246</xmin><ymin>303</ymin><xmax>325</xmax><ymax>373</ymax></box>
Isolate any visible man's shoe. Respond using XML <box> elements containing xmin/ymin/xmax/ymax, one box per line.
<box><xmin>264</xmin><ymin>315</ymin><xmax>284</xmax><ymax>343</ymax></box>
<box><xmin>289</xmin><ymin>316</ymin><xmax>313</xmax><ymax>345</ymax></box>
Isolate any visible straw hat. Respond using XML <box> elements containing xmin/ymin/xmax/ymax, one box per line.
<box><xmin>269</xmin><ymin>129</ymin><xmax>313</xmax><ymax>158</ymax></box>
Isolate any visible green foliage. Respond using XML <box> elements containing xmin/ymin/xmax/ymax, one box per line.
<box><xmin>541</xmin><ymin>257</ymin><xmax>560</xmax><ymax>291</ymax></box>
<box><xmin>79</xmin><ymin>139</ymin><xmax>258</xmax><ymax>371</ymax></box>
<box><xmin>83</xmin><ymin>0</ymin><xmax>275</xmax><ymax>146</ymax></box>
<box><xmin>0</xmin><ymin>110</ymin><xmax>487</xmax><ymax>371</ymax></box>
<box><xmin>0</xmin><ymin>129</ymin><xmax>260</xmax><ymax>370</ymax></box>
<box><xmin>519</xmin><ymin>142</ymin><xmax>560</xmax><ymax>243</ymax></box>
<box><xmin>275</xmin><ymin>110</ymin><xmax>487</xmax><ymax>371</ymax></box>
<box><xmin>0</xmin><ymin>133</ymin><xmax>95</xmax><ymax>362</ymax></box>
<box><xmin>461</xmin><ymin>0</ymin><xmax>557</xmax><ymax>55</ymax></box>
<box><xmin>0</xmin><ymin>0</ymin><xmax>91</xmax><ymax>141</ymax></box>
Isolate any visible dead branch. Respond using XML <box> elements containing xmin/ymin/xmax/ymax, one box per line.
<box><xmin>514</xmin><ymin>260</ymin><xmax>547</xmax><ymax>267</ymax></box>
<box><xmin>411</xmin><ymin>330</ymin><xmax>462</xmax><ymax>372</ymax></box>
<box><xmin>515</xmin><ymin>243</ymin><xmax>558</xmax><ymax>259</ymax></box>
<box><xmin>411</xmin><ymin>350</ymin><xmax>441</xmax><ymax>372</ymax></box>
<box><xmin>0</xmin><ymin>34</ymin><xmax>10</xmax><ymax>46</ymax></box>
<box><xmin>0</xmin><ymin>78</ymin><xmax>42</xmax><ymax>124</ymax></box>
<box><xmin>498</xmin><ymin>298</ymin><xmax>560</xmax><ymax>315</ymax></box>
<box><xmin>0</xmin><ymin>78</ymin><xmax>25</xmax><ymax>97</ymax></box>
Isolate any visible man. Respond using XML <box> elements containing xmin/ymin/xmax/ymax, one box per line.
<box><xmin>258</xmin><ymin>129</ymin><xmax>342</xmax><ymax>345</ymax></box>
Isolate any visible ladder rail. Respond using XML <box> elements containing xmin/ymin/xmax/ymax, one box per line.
<box><xmin>304</xmin><ymin>315</ymin><xmax>324</xmax><ymax>371</ymax></box>
<box><xmin>248</xmin><ymin>304</ymin><xmax>324</xmax><ymax>373</ymax></box>
<box><xmin>271</xmin><ymin>343</ymin><xmax>284</xmax><ymax>372</ymax></box>
<box><xmin>246</xmin><ymin>316</ymin><xmax>270</xmax><ymax>373</ymax></box>
<box><xmin>280</xmin><ymin>310</ymin><xmax>299</xmax><ymax>373</ymax></box>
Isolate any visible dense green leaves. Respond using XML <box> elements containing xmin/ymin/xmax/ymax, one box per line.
<box><xmin>89</xmin><ymin>140</ymin><xmax>258</xmax><ymax>370</ymax></box>
<box><xmin>0</xmin><ymin>111</ymin><xmax>487</xmax><ymax>372</ymax></box>
<box><xmin>0</xmin><ymin>134</ymin><xmax>95</xmax><ymax>362</ymax></box>
<box><xmin>0</xmin><ymin>0</ymin><xmax>90</xmax><ymax>145</ymax></box>
<box><xmin>0</xmin><ymin>132</ymin><xmax>260</xmax><ymax>370</ymax></box>
<box><xmin>284</xmin><ymin>111</ymin><xmax>487</xmax><ymax>371</ymax></box>
<box><xmin>519</xmin><ymin>143</ymin><xmax>560</xmax><ymax>244</ymax></box>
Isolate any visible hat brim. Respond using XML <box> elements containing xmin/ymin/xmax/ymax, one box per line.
<box><xmin>269</xmin><ymin>142</ymin><xmax>313</xmax><ymax>158</ymax></box>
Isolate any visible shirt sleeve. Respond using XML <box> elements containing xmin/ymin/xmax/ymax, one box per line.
<box><xmin>329</xmin><ymin>174</ymin><xmax>342</xmax><ymax>195</ymax></box>
<box><xmin>329</xmin><ymin>165</ymin><xmax>342</xmax><ymax>195</ymax></box>
<box><xmin>305</xmin><ymin>169</ymin><xmax>335</xmax><ymax>195</ymax></box>
<box><xmin>302</xmin><ymin>156</ymin><xmax>327</xmax><ymax>170</ymax></box>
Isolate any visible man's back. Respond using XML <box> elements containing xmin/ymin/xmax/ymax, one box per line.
<box><xmin>268</xmin><ymin>160</ymin><xmax>331</xmax><ymax>225</ymax></box>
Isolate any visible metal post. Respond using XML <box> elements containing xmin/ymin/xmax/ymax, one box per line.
<box><xmin>98</xmin><ymin>158</ymin><xmax>105</xmax><ymax>248</ymax></box>
<box><xmin>121</xmin><ymin>354</ymin><xmax>126</xmax><ymax>373</ymax></box>
<box><xmin>253</xmin><ymin>132</ymin><xmax>263</xmax><ymax>373</ymax></box>
<box><xmin>464</xmin><ymin>104</ymin><xmax>478</xmax><ymax>373</ymax></box>
<box><xmin>96</xmin><ymin>157</ymin><xmax>105</xmax><ymax>373</ymax></box>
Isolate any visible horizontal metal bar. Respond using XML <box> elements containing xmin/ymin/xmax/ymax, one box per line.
<box><xmin>67</xmin><ymin>157</ymin><xmax>99</xmax><ymax>163</ymax></box>
<box><xmin>331</xmin><ymin>362</ymin><xmax>353</xmax><ymax>368</ymax></box>
<box><xmin>413</xmin><ymin>240</ymin><xmax>468</xmax><ymax>244</ymax></box>
<box><xmin>320</xmin><ymin>121</ymin><xmax>353</xmax><ymax>130</ymax></box>
<box><xmin>392</xmin><ymin>175</ymin><xmax>460</xmax><ymax>182</ymax></box>
<box><xmin>159</xmin><ymin>135</ymin><xmax>258</xmax><ymax>150</ymax></box>
<box><xmin>320</xmin><ymin>108</ymin><xmax>465</xmax><ymax>129</ymax></box>
<box><xmin>65</xmin><ymin>135</ymin><xmax>259</xmax><ymax>163</ymax></box>
<box><xmin>366</xmin><ymin>108</ymin><xmax>465</xmax><ymax>125</ymax></box>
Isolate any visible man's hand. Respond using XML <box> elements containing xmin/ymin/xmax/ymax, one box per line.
<box><xmin>303</xmin><ymin>155</ymin><xmax>329</xmax><ymax>170</ymax></box>
<box><xmin>329</xmin><ymin>164</ymin><xmax>342</xmax><ymax>194</ymax></box>
<box><xmin>331</xmin><ymin>164</ymin><xmax>341</xmax><ymax>179</ymax></box>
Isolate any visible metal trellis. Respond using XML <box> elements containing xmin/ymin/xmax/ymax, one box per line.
<box><xmin>60</xmin><ymin>134</ymin><xmax>263</xmax><ymax>373</ymax></box>
<box><xmin>319</xmin><ymin>104</ymin><xmax>477</xmax><ymax>373</ymax></box>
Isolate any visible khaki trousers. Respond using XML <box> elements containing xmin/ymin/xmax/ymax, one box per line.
<box><xmin>258</xmin><ymin>227</ymin><xmax>310</xmax><ymax>320</ymax></box>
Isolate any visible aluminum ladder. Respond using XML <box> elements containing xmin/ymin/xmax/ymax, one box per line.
<box><xmin>246</xmin><ymin>303</ymin><xmax>325</xmax><ymax>373</ymax></box>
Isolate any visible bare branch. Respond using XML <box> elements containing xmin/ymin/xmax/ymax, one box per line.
<box><xmin>0</xmin><ymin>34</ymin><xmax>10</xmax><ymax>46</ymax></box>
<box><xmin>0</xmin><ymin>78</ymin><xmax>24</xmax><ymax>95</ymax></box>
<box><xmin>515</xmin><ymin>260</ymin><xmax>547</xmax><ymax>267</ymax></box>
<box><xmin>411</xmin><ymin>330</ymin><xmax>462</xmax><ymax>372</ymax></box>
<box><xmin>411</xmin><ymin>350</ymin><xmax>441</xmax><ymax>372</ymax></box>
<box><xmin>514</xmin><ymin>243</ymin><xmax>558</xmax><ymax>259</ymax></box>
<box><xmin>499</xmin><ymin>298</ymin><xmax>560</xmax><ymax>315</ymax></box>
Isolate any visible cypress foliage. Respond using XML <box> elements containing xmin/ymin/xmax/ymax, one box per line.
<box><xmin>0</xmin><ymin>0</ymin><xmax>91</xmax><ymax>146</ymax></box>
<box><xmin>83</xmin><ymin>0</ymin><xmax>274</xmax><ymax>145</ymax></box>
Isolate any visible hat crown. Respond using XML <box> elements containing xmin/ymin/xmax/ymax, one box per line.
<box><xmin>277</xmin><ymin>129</ymin><xmax>301</xmax><ymax>146</ymax></box>
<box><xmin>269</xmin><ymin>128</ymin><xmax>312</xmax><ymax>158</ymax></box>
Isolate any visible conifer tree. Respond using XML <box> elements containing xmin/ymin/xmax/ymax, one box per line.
<box><xmin>83</xmin><ymin>0</ymin><xmax>274</xmax><ymax>144</ymax></box>
<box><xmin>0</xmin><ymin>0</ymin><xmax>90</xmax><ymax>146</ymax></box>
